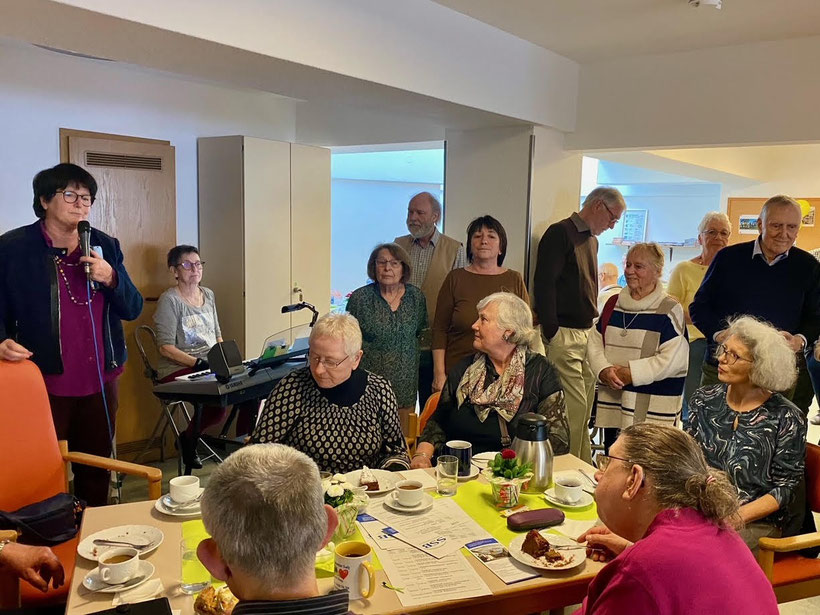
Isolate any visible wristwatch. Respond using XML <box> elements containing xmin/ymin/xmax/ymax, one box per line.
<box><xmin>0</xmin><ymin>540</ymin><xmax>11</xmax><ymax>558</ymax></box>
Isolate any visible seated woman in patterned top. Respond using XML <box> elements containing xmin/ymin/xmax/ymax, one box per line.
<box><xmin>411</xmin><ymin>292</ymin><xmax>569</xmax><ymax>469</ymax></box>
<box><xmin>686</xmin><ymin>315</ymin><xmax>807</xmax><ymax>549</ymax></box>
<box><xmin>251</xmin><ymin>312</ymin><xmax>410</xmax><ymax>474</ymax></box>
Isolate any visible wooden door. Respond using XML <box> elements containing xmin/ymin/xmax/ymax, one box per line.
<box><xmin>64</xmin><ymin>133</ymin><xmax>176</xmax><ymax>459</ymax></box>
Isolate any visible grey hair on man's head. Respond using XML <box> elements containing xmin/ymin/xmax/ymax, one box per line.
<box><xmin>697</xmin><ymin>211</ymin><xmax>732</xmax><ymax>234</ymax></box>
<box><xmin>581</xmin><ymin>186</ymin><xmax>626</xmax><ymax>211</ymax></box>
<box><xmin>310</xmin><ymin>312</ymin><xmax>362</xmax><ymax>357</ymax></box>
<box><xmin>760</xmin><ymin>195</ymin><xmax>801</xmax><ymax>222</ymax></box>
<box><xmin>410</xmin><ymin>191</ymin><xmax>442</xmax><ymax>217</ymax></box>
<box><xmin>200</xmin><ymin>444</ymin><xmax>327</xmax><ymax>590</ymax></box>
<box><xmin>476</xmin><ymin>292</ymin><xmax>539</xmax><ymax>350</ymax></box>
<box><xmin>721</xmin><ymin>316</ymin><xmax>797</xmax><ymax>391</ymax></box>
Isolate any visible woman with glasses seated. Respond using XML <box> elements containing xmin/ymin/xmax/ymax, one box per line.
<box><xmin>574</xmin><ymin>423</ymin><xmax>778</xmax><ymax>614</ymax></box>
<box><xmin>250</xmin><ymin>312</ymin><xmax>410</xmax><ymax>474</ymax></box>
<box><xmin>667</xmin><ymin>212</ymin><xmax>732</xmax><ymax>422</ymax></box>
<box><xmin>686</xmin><ymin>315</ymin><xmax>807</xmax><ymax>550</ymax></box>
<box><xmin>154</xmin><ymin>245</ymin><xmax>256</xmax><ymax>469</ymax></box>
<box><xmin>346</xmin><ymin>243</ymin><xmax>427</xmax><ymax>435</ymax></box>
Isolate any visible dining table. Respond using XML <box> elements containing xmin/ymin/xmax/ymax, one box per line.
<box><xmin>66</xmin><ymin>454</ymin><xmax>603</xmax><ymax>615</ymax></box>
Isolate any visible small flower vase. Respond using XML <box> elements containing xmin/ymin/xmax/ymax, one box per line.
<box><xmin>483</xmin><ymin>470</ymin><xmax>533</xmax><ymax>509</ymax></box>
<box><xmin>333</xmin><ymin>502</ymin><xmax>359</xmax><ymax>542</ymax></box>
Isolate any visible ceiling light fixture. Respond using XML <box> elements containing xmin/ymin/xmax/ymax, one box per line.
<box><xmin>689</xmin><ymin>0</ymin><xmax>722</xmax><ymax>8</ymax></box>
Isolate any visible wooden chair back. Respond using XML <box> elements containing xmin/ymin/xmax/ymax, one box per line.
<box><xmin>418</xmin><ymin>391</ymin><xmax>441</xmax><ymax>434</ymax></box>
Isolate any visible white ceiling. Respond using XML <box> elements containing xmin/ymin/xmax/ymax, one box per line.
<box><xmin>433</xmin><ymin>0</ymin><xmax>820</xmax><ymax>62</ymax></box>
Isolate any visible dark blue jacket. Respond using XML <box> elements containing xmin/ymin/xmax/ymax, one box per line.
<box><xmin>0</xmin><ymin>221</ymin><xmax>143</xmax><ymax>374</ymax></box>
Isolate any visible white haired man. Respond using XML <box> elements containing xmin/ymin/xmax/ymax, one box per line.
<box><xmin>691</xmin><ymin>195</ymin><xmax>820</xmax><ymax>415</ymax></box>
<box><xmin>596</xmin><ymin>262</ymin><xmax>622</xmax><ymax>313</ymax></box>
<box><xmin>533</xmin><ymin>187</ymin><xmax>627</xmax><ymax>463</ymax></box>
<box><xmin>394</xmin><ymin>192</ymin><xmax>466</xmax><ymax>411</ymax></box>
<box><xmin>197</xmin><ymin>444</ymin><xmax>350</xmax><ymax>614</ymax></box>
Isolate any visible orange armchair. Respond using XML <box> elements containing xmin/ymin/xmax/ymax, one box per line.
<box><xmin>0</xmin><ymin>359</ymin><xmax>162</xmax><ymax>609</ymax></box>
<box><xmin>418</xmin><ymin>391</ymin><xmax>441</xmax><ymax>435</ymax></box>
<box><xmin>757</xmin><ymin>442</ymin><xmax>820</xmax><ymax>603</ymax></box>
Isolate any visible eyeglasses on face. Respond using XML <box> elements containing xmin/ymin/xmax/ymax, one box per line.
<box><xmin>702</xmin><ymin>229</ymin><xmax>730</xmax><ymax>239</ymax></box>
<box><xmin>595</xmin><ymin>452</ymin><xmax>635</xmax><ymax>472</ymax></box>
<box><xmin>308</xmin><ymin>353</ymin><xmax>349</xmax><ymax>369</ymax></box>
<box><xmin>716</xmin><ymin>343</ymin><xmax>753</xmax><ymax>365</ymax></box>
<box><xmin>599</xmin><ymin>199</ymin><xmax>621</xmax><ymax>224</ymax></box>
<box><xmin>177</xmin><ymin>261</ymin><xmax>205</xmax><ymax>271</ymax></box>
<box><xmin>376</xmin><ymin>259</ymin><xmax>401</xmax><ymax>268</ymax></box>
<box><xmin>57</xmin><ymin>190</ymin><xmax>94</xmax><ymax>206</ymax></box>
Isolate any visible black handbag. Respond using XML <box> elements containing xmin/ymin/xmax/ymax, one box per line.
<box><xmin>0</xmin><ymin>493</ymin><xmax>86</xmax><ymax>545</ymax></box>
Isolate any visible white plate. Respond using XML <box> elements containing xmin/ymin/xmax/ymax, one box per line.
<box><xmin>155</xmin><ymin>494</ymin><xmax>202</xmax><ymax>518</ymax></box>
<box><xmin>458</xmin><ymin>464</ymin><xmax>480</xmax><ymax>481</ymax></box>
<box><xmin>543</xmin><ymin>488</ymin><xmax>594</xmax><ymax>510</ymax></box>
<box><xmin>383</xmin><ymin>491</ymin><xmax>434</xmax><ymax>514</ymax></box>
<box><xmin>508</xmin><ymin>532</ymin><xmax>586</xmax><ymax>571</ymax></box>
<box><xmin>471</xmin><ymin>451</ymin><xmax>499</xmax><ymax>469</ymax></box>
<box><xmin>344</xmin><ymin>469</ymin><xmax>399</xmax><ymax>495</ymax></box>
<box><xmin>82</xmin><ymin>560</ymin><xmax>155</xmax><ymax>593</ymax></box>
<box><xmin>78</xmin><ymin>525</ymin><xmax>164</xmax><ymax>561</ymax></box>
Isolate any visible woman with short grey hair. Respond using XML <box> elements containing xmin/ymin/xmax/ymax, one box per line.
<box><xmin>412</xmin><ymin>292</ymin><xmax>569</xmax><ymax>468</ymax></box>
<box><xmin>252</xmin><ymin>312</ymin><xmax>410</xmax><ymax>473</ymax></box>
<box><xmin>347</xmin><ymin>242</ymin><xmax>427</xmax><ymax>434</ymax></box>
<box><xmin>668</xmin><ymin>211</ymin><xmax>732</xmax><ymax>421</ymax></box>
<box><xmin>686</xmin><ymin>316</ymin><xmax>807</xmax><ymax>550</ymax></box>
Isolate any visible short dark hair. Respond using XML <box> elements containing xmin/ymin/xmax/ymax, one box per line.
<box><xmin>32</xmin><ymin>163</ymin><xmax>98</xmax><ymax>219</ymax></box>
<box><xmin>167</xmin><ymin>245</ymin><xmax>200</xmax><ymax>268</ymax></box>
<box><xmin>466</xmin><ymin>215</ymin><xmax>507</xmax><ymax>266</ymax></box>
<box><xmin>366</xmin><ymin>243</ymin><xmax>411</xmax><ymax>284</ymax></box>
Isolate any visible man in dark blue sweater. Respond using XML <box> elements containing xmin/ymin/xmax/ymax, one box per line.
<box><xmin>691</xmin><ymin>195</ymin><xmax>820</xmax><ymax>414</ymax></box>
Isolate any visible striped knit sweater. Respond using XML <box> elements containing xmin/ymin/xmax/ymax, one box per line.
<box><xmin>587</xmin><ymin>284</ymin><xmax>689</xmax><ymax>429</ymax></box>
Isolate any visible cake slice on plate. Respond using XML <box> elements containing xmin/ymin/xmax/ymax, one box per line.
<box><xmin>359</xmin><ymin>466</ymin><xmax>380</xmax><ymax>491</ymax></box>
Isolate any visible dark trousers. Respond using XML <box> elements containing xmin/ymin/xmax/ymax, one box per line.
<box><xmin>806</xmin><ymin>351</ymin><xmax>820</xmax><ymax>409</ymax></box>
<box><xmin>49</xmin><ymin>380</ymin><xmax>119</xmax><ymax>507</ymax></box>
<box><xmin>418</xmin><ymin>349</ymin><xmax>433</xmax><ymax>412</ymax></box>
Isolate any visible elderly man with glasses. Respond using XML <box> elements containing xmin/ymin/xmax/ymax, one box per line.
<box><xmin>251</xmin><ymin>312</ymin><xmax>409</xmax><ymax>474</ymax></box>
<box><xmin>533</xmin><ymin>186</ymin><xmax>627</xmax><ymax>463</ymax></box>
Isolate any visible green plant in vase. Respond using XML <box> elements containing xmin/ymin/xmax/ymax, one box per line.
<box><xmin>322</xmin><ymin>474</ymin><xmax>367</xmax><ymax>541</ymax></box>
<box><xmin>483</xmin><ymin>449</ymin><xmax>534</xmax><ymax>508</ymax></box>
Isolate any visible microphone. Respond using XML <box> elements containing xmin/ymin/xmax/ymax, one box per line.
<box><xmin>77</xmin><ymin>220</ymin><xmax>97</xmax><ymax>289</ymax></box>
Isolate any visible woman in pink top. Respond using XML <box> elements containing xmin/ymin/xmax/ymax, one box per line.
<box><xmin>574</xmin><ymin>423</ymin><xmax>778</xmax><ymax>614</ymax></box>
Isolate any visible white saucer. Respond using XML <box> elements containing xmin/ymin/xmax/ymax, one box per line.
<box><xmin>155</xmin><ymin>492</ymin><xmax>202</xmax><ymax>517</ymax></box>
<box><xmin>383</xmin><ymin>491</ymin><xmax>434</xmax><ymax>513</ymax></box>
<box><xmin>471</xmin><ymin>451</ymin><xmax>499</xmax><ymax>469</ymax></box>
<box><xmin>458</xmin><ymin>464</ymin><xmax>480</xmax><ymax>481</ymax></box>
<box><xmin>543</xmin><ymin>488</ymin><xmax>594</xmax><ymax>509</ymax></box>
<box><xmin>83</xmin><ymin>561</ymin><xmax>155</xmax><ymax>593</ymax></box>
<box><xmin>78</xmin><ymin>525</ymin><xmax>164</xmax><ymax>561</ymax></box>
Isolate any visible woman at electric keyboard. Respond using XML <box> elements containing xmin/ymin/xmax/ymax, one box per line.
<box><xmin>250</xmin><ymin>312</ymin><xmax>410</xmax><ymax>473</ymax></box>
<box><xmin>154</xmin><ymin>245</ymin><xmax>256</xmax><ymax>470</ymax></box>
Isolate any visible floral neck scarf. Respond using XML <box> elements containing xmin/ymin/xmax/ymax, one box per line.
<box><xmin>456</xmin><ymin>346</ymin><xmax>526</xmax><ymax>423</ymax></box>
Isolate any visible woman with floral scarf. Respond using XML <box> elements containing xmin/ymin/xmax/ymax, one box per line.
<box><xmin>411</xmin><ymin>292</ymin><xmax>570</xmax><ymax>468</ymax></box>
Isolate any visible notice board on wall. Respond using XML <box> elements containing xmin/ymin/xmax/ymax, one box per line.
<box><xmin>726</xmin><ymin>197</ymin><xmax>820</xmax><ymax>251</ymax></box>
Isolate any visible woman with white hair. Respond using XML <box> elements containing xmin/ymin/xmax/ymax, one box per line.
<box><xmin>587</xmin><ymin>243</ymin><xmax>689</xmax><ymax>450</ymax></box>
<box><xmin>686</xmin><ymin>316</ymin><xmax>807</xmax><ymax>549</ymax></box>
<box><xmin>667</xmin><ymin>211</ymin><xmax>731</xmax><ymax>420</ymax></box>
<box><xmin>251</xmin><ymin>313</ymin><xmax>409</xmax><ymax>473</ymax></box>
<box><xmin>411</xmin><ymin>292</ymin><xmax>569</xmax><ymax>468</ymax></box>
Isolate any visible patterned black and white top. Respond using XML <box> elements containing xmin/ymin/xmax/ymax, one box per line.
<box><xmin>686</xmin><ymin>384</ymin><xmax>807</xmax><ymax>528</ymax></box>
<box><xmin>251</xmin><ymin>367</ymin><xmax>410</xmax><ymax>474</ymax></box>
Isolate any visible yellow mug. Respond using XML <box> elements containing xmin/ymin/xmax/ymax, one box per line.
<box><xmin>333</xmin><ymin>541</ymin><xmax>375</xmax><ymax>600</ymax></box>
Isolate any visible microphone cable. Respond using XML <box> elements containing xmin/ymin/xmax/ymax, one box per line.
<box><xmin>86</xmin><ymin>276</ymin><xmax>121</xmax><ymax>503</ymax></box>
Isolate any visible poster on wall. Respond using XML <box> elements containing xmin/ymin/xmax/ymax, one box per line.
<box><xmin>803</xmin><ymin>207</ymin><xmax>815</xmax><ymax>227</ymax></box>
<box><xmin>738</xmin><ymin>215</ymin><xmax>759</xmax><ymax>234</ymax></box>
<box><xmin>621</xmin><ymin>209</ymin><xmax>647</xmax><ymax>243</ymax></box>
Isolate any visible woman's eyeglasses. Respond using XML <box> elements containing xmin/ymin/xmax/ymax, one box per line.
<box><xmin>702</xmin><ymin>229</ymin><xmax>730</xmax><ymax>238</ymax></box>
<box><xmin>716</xmin><ymin>344</ymin><xmax>753</xmax><ymax>365</ymax></box>
<box><xmin>177</xmin><ymin>261</ymin><xmax>205</xmax><ymax>271</ymax></box>
<box><xmin>58</xmin><ymin>190</ymin><xmax>94</xmax><ymax>206</ymax></box>
<box><xmin>376</xmin><ymin>259</ymin><xmax>401</xmax><ymax>268</ymax></box>
<box><xmin>308</xmin><ymin>354</ymin><xmax>349</xmax><ymax>369</ymax></box>
<box><xmin>595</xmin><ymin>453</ymin><xmax>634</xmax><ymax>472</ymax></box>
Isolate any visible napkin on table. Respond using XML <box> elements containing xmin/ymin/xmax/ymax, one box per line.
<box><xmin>112</xmin><ymin>579</ymin><xmax>165</xmax><ymax>606</ymax></box>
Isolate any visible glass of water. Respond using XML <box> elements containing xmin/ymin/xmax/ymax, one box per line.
<box><xmin>436</xmin><ymin>455</ymin><xmax>459</xmax><ymax>496</ymax></box>
<box><xmin>180</xmin><ymin>537</ymin><xmax>211</xmax><ymax>594</ymax></box>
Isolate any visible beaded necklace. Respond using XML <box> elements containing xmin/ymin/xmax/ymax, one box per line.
<box><xmin>54</xmin><ymin>256</ymin><xmax>97</xmax><ymax>305</ymax></box>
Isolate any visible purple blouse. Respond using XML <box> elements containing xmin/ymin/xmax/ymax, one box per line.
<box><xmin>40</xmin><ymin>224</ymin><xmax>123</xmax><ymax>397</ymax></box>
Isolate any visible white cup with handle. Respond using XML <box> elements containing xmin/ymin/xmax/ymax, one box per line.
<box><xmin>169</xmin><ymin>475</ymin><xmax>200</xmax><ymax>503</ymax></box>
<box><xmin>98</xmin><ymin>547</ymin><xmax>139</xmax><ymax>584</ymax></box>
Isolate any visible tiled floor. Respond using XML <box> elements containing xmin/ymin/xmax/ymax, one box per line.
<box><xmin>119</xmin><ymin>408</ymin><xmax>820</xmax><ymax>613</ymax></box>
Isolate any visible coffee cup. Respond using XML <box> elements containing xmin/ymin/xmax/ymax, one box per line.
<box><xmin>334</xmin><ymin>541</ymin><xmax>375</xmax><ymax>600</ymax></box>
<box><xmin>169</xmin><ymin>475</ymin><xmax>200</xmax><ymax>503</ymax></box>
<box><xmin>444</xmin><ymin>440</ymin><xmax>472</xmax><ymax>477</ymax></box>
<box><xmin>554</xmin><ymin>475</ymin><xmax>583</xmax><ymax>504</ymax></box>
<box><xmin>395</xmin><ymin>480</ymin><xmax>424</xmax><ymax>507</ymax></box>
<box><xmin>99</xmin><ymin>547</ymin><xmax>139</xmax><ymax>584</ymax></box>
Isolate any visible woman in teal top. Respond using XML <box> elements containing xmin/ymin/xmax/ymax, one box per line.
<box><xmin>347</xmin><ymin>242</ymin><xmax>427</xmax><ymax>432</ymax></box>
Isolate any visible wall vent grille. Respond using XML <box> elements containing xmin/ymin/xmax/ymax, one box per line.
<box><xmin>85</xmin><ymin>152</ymin><xmax>162</xmax><ymax>170</ymax></box>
